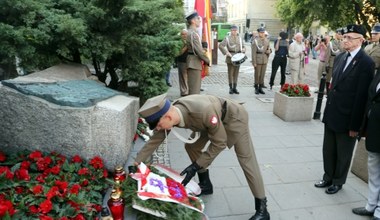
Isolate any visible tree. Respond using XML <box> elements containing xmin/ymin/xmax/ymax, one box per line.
<box><xmin>0</xmin><ymin>0</ymin><xmax>185</xmax><ymax>102</ymax></box>
<box><xmin>275</xmin><ymin>0</ymin><xmax>380</xmax><ymax>36</ymax></box>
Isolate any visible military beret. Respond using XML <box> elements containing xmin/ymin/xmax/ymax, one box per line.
<box><xmin>186</xmin><ymin>11</ymin><xmax>199</xmax><ymax>21</ymax></box>
<box><xmin>230</xmin><ymin>25</ymin><xmax>238</xmax><ymax>30</ymax></box>
<box><xmin>371</xmin><ymin>23</ymin><xmax>380</xmax><ymax>34</ymax></box>
<box><xmin>343</xmin><ymin>24</ymin><xmax>366</xmax><ymax>36</ymax></box>
<box><xmin>336</xmin><ymin>28</ymin><xmax>343</xmax><ymax>34</ymax></box>
<box><xmin>138</xmin><ymin>93</ymin><xmax>171</xmax><ymax>129</ymax></box>
<box><xmin>257</xmin><ymin>27</ymin><xmax>265</xmax><ymax>33</ymax></box>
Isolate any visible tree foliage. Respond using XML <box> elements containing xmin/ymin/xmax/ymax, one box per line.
<box><xmin>0</xmin><ymin>0</ymin><xmax>185</xmax><ymax>102</ymax></box>
<box><xmin>275</xmin><ymin>0</ymin><xmax>380</xmax><ymax>36</ymax></box>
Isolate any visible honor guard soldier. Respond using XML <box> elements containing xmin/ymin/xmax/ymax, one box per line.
<box><xmin>185</xmin><ymin>11</ymin><xmax>210</xmax><ymax>95</ymax></box>
<box><xmin>218</xmin><ymin>25</ymin><xmax>246</xmax><ymax>94</ymax></box>
<box><xmin>135</xmin><ymin>93</ymin><xmax>270</xmax><ymax>220</ymax></box>
<box><xmin>251</xmin><ymin>27</ymin><xmax>271</xmax><ymax>94</ymax></box>
<box><xmin>325</xmin><ymin>28</ymin><xmax>344</xmax><ymax>93</ymax></box>
<box><xmin>364</xmin><ymin>23</ymin><xmax>380</xmax><ymax>73</ymax></box>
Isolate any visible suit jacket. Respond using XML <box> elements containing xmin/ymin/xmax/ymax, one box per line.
<box><xmin>363</xmin><ymin>69</ymin><xmax>380</xmax><ymax>152</ymax></box>
<box><xmin>323</xmin><ymin>48</ymin><xmax>375</xmax><ymax>132</ymax></box>
<box><xmin>186</xmin><ymin>28</ymin><xmax>210</xmax><ymax>70</ymax></box>
<box><xmin>134</xmin><ymin>95</ymin><xmax>248</xmax><ymax>168</ymax></box>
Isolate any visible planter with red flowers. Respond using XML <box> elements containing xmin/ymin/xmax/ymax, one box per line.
<box><xmin>0</xmin><ymin>150</ymin><xmax>111</xmax><ymax>220</ymax></box>
<box><xmin>273</xmin><ymin>83</ymin><xmax>314</xmax><ymax>121</ymax></box>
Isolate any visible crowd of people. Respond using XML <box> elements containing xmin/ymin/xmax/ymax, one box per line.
<box><xmin>136</xmin><ymin>15</ymin><xmax>380</xmax><ymax>220</ymax></box>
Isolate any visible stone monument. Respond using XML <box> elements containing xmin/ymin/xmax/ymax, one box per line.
<box><xmin>0</xmin><ymin>63</ymin><xmax>139</xmax><ymax>170</ymax></box>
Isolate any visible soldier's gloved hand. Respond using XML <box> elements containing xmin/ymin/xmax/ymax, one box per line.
<box><xmin>180</xmin><ymin>162</ymin><xmax>201</xmax><ymax>186</ymax></box>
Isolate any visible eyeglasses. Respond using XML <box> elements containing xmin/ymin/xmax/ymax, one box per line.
<box><xmin>343</xmin><ymin>35</ymin><xmax>361</xmax><ymax>41</ymax></box>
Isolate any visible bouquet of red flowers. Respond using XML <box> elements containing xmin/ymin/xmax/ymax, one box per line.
<box><xmin>0</xmin><ymin>150</ymin><xmax>110</xmax><ymax>219</ymax></box>
<box><xmin>280</xmin><ymin>83</ymin><xmax>311</xmax><ymax>97</ymax></box>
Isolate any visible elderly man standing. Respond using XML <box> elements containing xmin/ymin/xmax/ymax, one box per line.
<box><xmin>251</xmin><ymin>27</ymin><xmax>271</xmax><ymax>95</ymax></box>
<box><xmin>185</xmin><ymin>11</ymin><xmax>210</xmax><ymax>95</ymax></box>
<box><xmin>288</xmin><ymin>32</ymin><xmax>306</xmax><ymax>84</ymax></box>
<box><xmin>314</xmin><ymin>24</ymin><xmax>375</xmax><ymax>194</ymax></box>
<box><xmin>219</xmin><ymin>25</ymin><xmax>245</xmax><ymax>94</ymax></box>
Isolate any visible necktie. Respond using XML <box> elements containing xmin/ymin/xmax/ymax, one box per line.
<box><xmin>342</xmin><ymin>52</ymin><xmax>351</xmax><ymax>72</ymax></box>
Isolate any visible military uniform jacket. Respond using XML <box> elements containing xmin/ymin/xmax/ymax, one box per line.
<box><xmin>364</xmin><ymin>42</ymin><xmax>380</xmax><ymax>70</ymax></box>
<box><xmin>251</xmin><ymin>37</ymin><xmax>271</xmax><ymax>65</ymax></box>
<box><xmin>323</xmin><ymin>49</ymin><xmax>375</xmax><ymax>132</ymax></box>
<box><xmin>134</xmin><ymin>95</ymin><xmax>248</xmax><ymax>169</ymax></box>
<box><xmin>186</xmin><ymin>27</ymin><xmax>210</xmax><ymax>70</ymax></box>
<box><xmin>326</xmin><ymin>40</ymin><xmax>343</xmax><ymax>68</ymax></box>
<box><xmin>362</xmin><ymin>69</ymin><xmax>380</xmax><ymax>152</ymax></box>
<box><xmin>218</xmin><ymin>35</ymin><xmax>245</xmax><ymax>64</ymax></box>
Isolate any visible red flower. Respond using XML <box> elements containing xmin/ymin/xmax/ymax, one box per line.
<box><xmin>50</xmin><ymin>165</ymin><xmax>61</xmax><ymax>175</ymax></box>
<box><xmin>36</xmin><ymin>174</ymin><xmax>46</xmax><ymax>183</ymax></box>
<box><xmin>59</xmin><ymin>217</ymin><xmax>69</xmax><ymax>220</ymax></box>
<box><xmin>78</xmin><ymin>168</ymin><xmax>89</xmax><ymax>175</ymax></box>
<box><xmin>15</xmin><ymin>168</ymin><xmax>31</xmax><ymax>181</ymax></box>
<box><xmin>29</xmin><ymin>150</ymin><xmax>43</xmax><ymax>160</ymax></box>
<box><xmin>0</xmin><ymin>199</ymin><xmax>15</xmax><ymax>217</ymax></box>
<box><xmin>20</xmin><ymin>161</ymin><xmax>31</xmax><ymax>170</ymax></box>
<box><xmin>32</xmin><ymin>185</ymin><xmax>43</xmax><ymax>195</ymax></box>
<box><xmin>89</xmin><ymin>156</ymin><xmax>104</xmax><ymax>169</ymax></box>
<box><xmin>0</xmin><ymin>166</ymin><xmax>13</xmax><ymax>179</ymax></box>
<box><xmin>295</xmin><ymin>89</ymin><xmax>299</xmax><ymax>94</ymax></box>
<box><xmin>55</xmin><ymin>180</ymin><xmax>68</xmax><ymax>193</ymax></box>
<box><xmin>46</xmin><ymin>186</ymin><xmax>59</xmax><ymax>200</ymax></box>
<box><xmin>103</xmin><ymin>169</ymin><xmax>108</xmax><ymax>178</ymax></box>
<box><xmin>0</xmin><ymin>152</ymin><xmax>6</xmax><ymax>162</ymax></box>
<box><xmin>29</xmin><ymin>205</ymin><xmax>39</xmax><ymax>214</ymax></box>
<box><xmin>81</xmin><ymin>179</ymin><xmax>89</xmax><ymax>186</ymax></box>
<box><xmin>68</xmin><ymin>200</ymin><xmax>81</xmax><ymax>210</ymax></box>
<box><xmin>39</xmin><ymin>215</ymin><xmax>54</xmax><ymax>220</ymax></box>
<box><xmin>39</xmin><ymin>199</ymin><xmax>53</xmax><ymax>214</ymax></box>
<box><xmin>71</xmin><ymin>155</ymin><xmax>82</xmax><ymax>163</ymax></box>
<box><xmin>73</xmin><ymin>213</ymin><xmax>86</xmax><ymax>220</ymax></box>
<box><xmin>69</xmin><ymin>184</ymin><xmax>81</xmax><ymax>195</ymax></box>
<box><xmin>15</xmin><ymin>186</ymin><xmax>24</xmax><ymax>194</ymax></box>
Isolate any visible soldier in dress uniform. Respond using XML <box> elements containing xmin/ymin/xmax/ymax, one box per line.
<box><xmin>251</xmin><ymin>27</ymin><xmax>271</xmax><ymax>95</ymax></box>
<box><xmin>185</xmin><ymin>11</ymin><xmax>210</xmax><ymax>95</ymax></box>
<box><xmin>135</xmin><ymin>93</ymin><xmax>270</xmax><ymax>220</ymax></box>
<box><xmin>364</xmin><ymin>23</ymin><xmax>380</xmax><ymax>73</ymax></box>
<box><xmin>218</xmin><ymin>25</ymin><xmax>246</xmax><ymax>94</ymax></box>
<box><xmin>325</xmin><ymin>28</ymin><xmax>344</xmax><ymax>93</ymax></box>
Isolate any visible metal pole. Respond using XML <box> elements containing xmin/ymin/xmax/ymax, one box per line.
<box><xmin>313</xmin><ymin>71</ymin><xmax>327</xmax><ymax>120</ymax></box>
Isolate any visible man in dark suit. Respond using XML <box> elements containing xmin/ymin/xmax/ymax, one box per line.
<box><xmin>314</xmin><ymin>24</ymin><xmax>375</xmax><ymax>194</ymax></box>
<box><xmin>352</xmin><ymin>69</ymin><xmax>380</xmax><ymax>220</ymax></box>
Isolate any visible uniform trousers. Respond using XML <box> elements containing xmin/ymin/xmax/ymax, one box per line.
<box><xmin>365</xmin><ymin>151</ymin><xmax>380</xmax><ymax>218</ymax></box>
<box><xmin>254</xmin><ymin>64</ymin><xmax>267</xmax><ymax>85</ymax></box>
<box><xmin>187</xmin><ymin>68</ymin><xmax>201</xmax><ymax>95</ymax></box>
<box><xmin>322</xmin><ymin>125</ymin><xmax>356</xmax><ymax>185</ymax></box>
<box><xmin>227</xmin><ymin>63</ymin><xmax>240</xmax><ymax>84</ymax></box>
<box><xmin>177</xmin><ymin>62</ymin><xmax>188</xmax><ymax>96</ymax></box>
<box><xmin>184</xmin><ymin>111</ymin><xmax>266</xmax><ymax>199</ymax></box>
<box><xmin>269</xmin><ymin>55</ymin><xmax>287</xmax><ymax>87</ymax></box>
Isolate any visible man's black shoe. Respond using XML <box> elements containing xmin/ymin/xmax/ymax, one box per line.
<box><xmin>314</xmin><ymin>180</ymin><xmax>332</xmax><ymax>188</ymax></box>
<box><xmin>325</xmin><ymin>185</ymin><xmax>342</xmax><ymax>194</ymax></box>
<box><xmin>261</xmin><ymin>85</ymin><xmax>267</xmax><ymax>88</ymax></box>
<box><xmin>352</xmin><ymin>207</ymin><xmax>374</xmax><ymax>216</ymax></box>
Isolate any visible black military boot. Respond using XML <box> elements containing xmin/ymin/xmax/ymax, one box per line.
<box><xmin>232</xmin><ymin>83</ymin><xmax>240</xmax><ymax>94</ymax></box>
<box><xmin>197</xmin><ymin>170</ymin><xmax>213</xmax><ymax>196</ymax></box>
<box><xmin>254</xmin><ymin>84</ymin><xmax>259</xmax><ymax>94</ymax></box>
<box><xmin>249</xmin><ymin>197</ymin><xmax>270</xmax><ymax>220</ymax></box>
<box><xmin>229</xmin><ymin>83</ymin><xmax>233</xmax><ymax>94</ymax></box>
<box><xmin>258</xmin><ymin>85</ymin><xmax>265</xmax><ymax>94</ymax></box>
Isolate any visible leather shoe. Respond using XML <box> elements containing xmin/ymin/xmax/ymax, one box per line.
<box><xmin>325</xmin><ymin>184</ymin><xmax>342</xmax><ymax>194</ymax></box>
<box><xmin>314</xmin><ymin>180</ymin><xmax>332</xmax><ymax>188</ymax></box>
<box><xmin>352</xmin><ymin>207</ymin><xmax>374</xmax><ymax>216</ymax></box>
<box><xmin>372</xmin><ymin>217</ymin><xmax>380</xmax><ymax>220</ymax></box>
